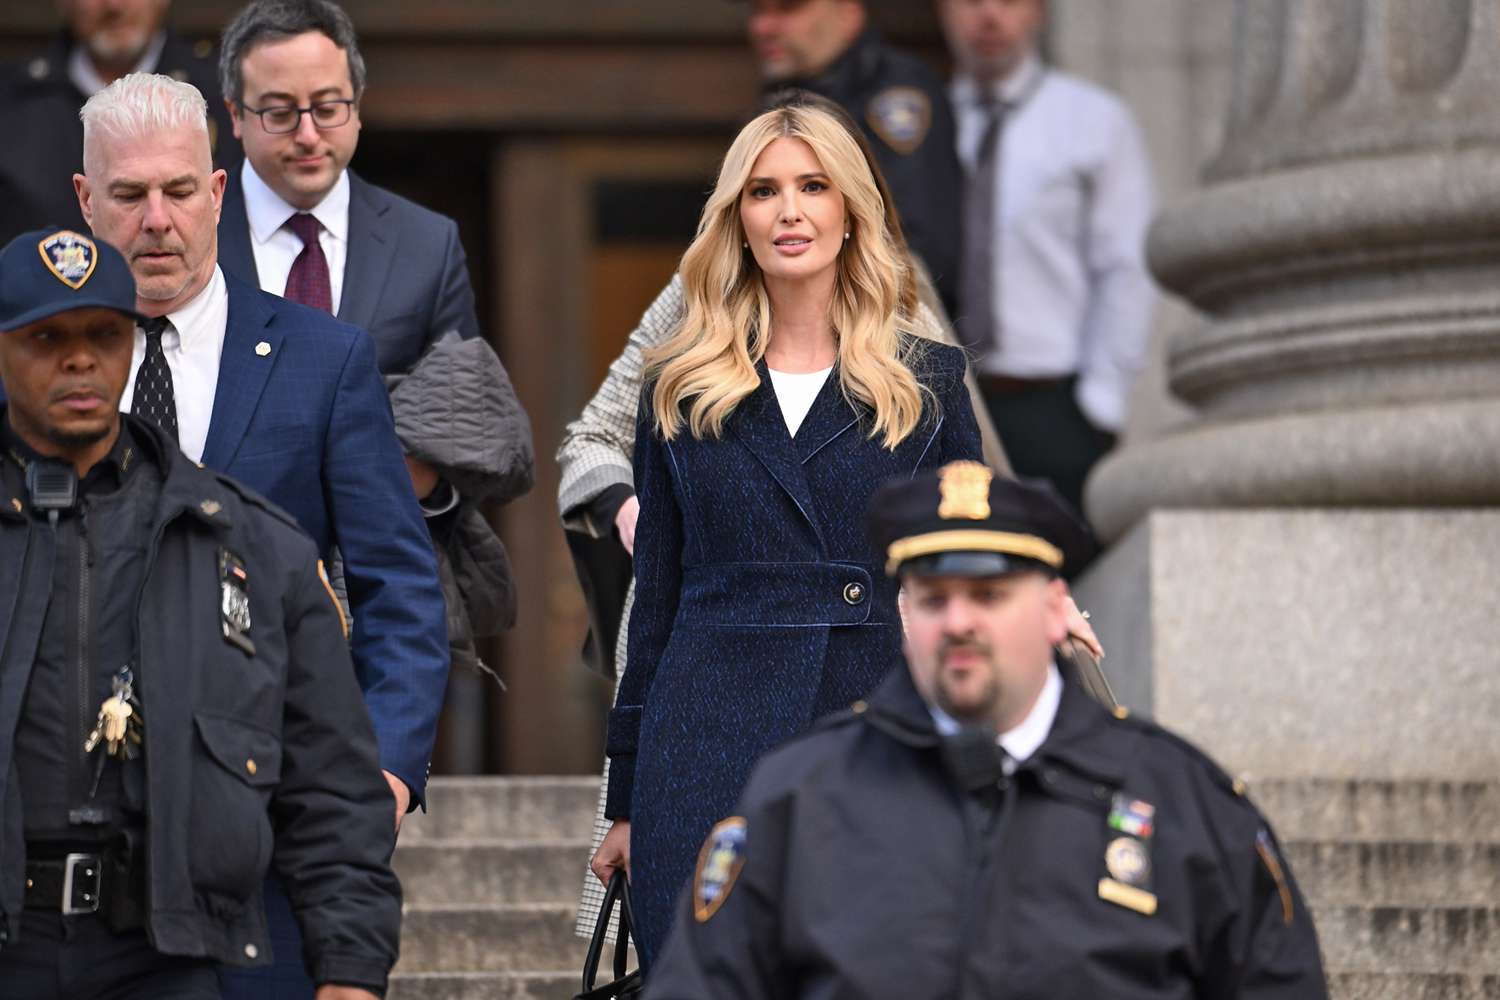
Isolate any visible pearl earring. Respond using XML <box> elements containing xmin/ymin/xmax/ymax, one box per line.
<box><xmin>743</xmin><ymin>241</ymin><xmax>749</xmax><ymax>248</ymax></box>
<box><xmin>844</xmin><ymin>232</ymin><xmax>851</xmax><ymax>240</ymax></box>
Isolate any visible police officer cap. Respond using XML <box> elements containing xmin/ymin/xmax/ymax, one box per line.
<box><xmin>868</xmin><ymin>461</ymin><xmax>1096</xmax><ymax>578</ymax></box>
<box><xmin>0</xmin><ymin>228</ymin><xmax>143</xmax><ymax>332</ymax></box>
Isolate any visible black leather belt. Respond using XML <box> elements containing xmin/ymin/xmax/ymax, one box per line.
<box><xmin>24</xmin><ymin>853</ymin><xmax>104</xmax><ymax>914</ymax></box>
<box><xmin>977</xmin><ymin>373</ymin><xmax>1072</xmax><ymax>397</ymax></box>
<box><xmin>24</xmin><ymin>848</ymin><xmax>144</xmax><ymax>929</ymax></box>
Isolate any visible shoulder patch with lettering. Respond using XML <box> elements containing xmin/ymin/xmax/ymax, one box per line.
<box><xmin>866</xmin><ymin>86</ymin><xmax>932</xmax><ymax>155</ymax></box>
<box><xmin>693</xmin><ymin>817</ymin><xmax>748</xmax><ymax>923</ymax></box>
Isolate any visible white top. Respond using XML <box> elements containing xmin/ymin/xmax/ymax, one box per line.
<box><xmin>241</xmin><ymin>160</ymin><xmax>350</xmax><ymax>313</ymax></box>
<box><xmin>768</xmin><ymin>366</ymin><xmax>833</xmax><ymax>437</ymax></box>
<box><xmin>951</xmin><ymin>52</ymin><xmax>1157</xmax><ymax>432</ymax></box>
<box><xmin>930</xmin><ymin>663</ymin><xmax>1063</xmax><ymax>774</ymax></box>
<box><xmin>119</xmin><ymin>265</ymin><xmax>229</xmax><ymax>463</ymax></box>
<box><xmin>68</xmin><ymin>32</ymin><xmax>165</xmax><ymax>98</ymax></box>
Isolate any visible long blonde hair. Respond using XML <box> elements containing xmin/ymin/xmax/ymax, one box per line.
<box><xmin>648</xmin><ymin>102</ymin><xmax>928</xmax><ymax>448</ymax></box>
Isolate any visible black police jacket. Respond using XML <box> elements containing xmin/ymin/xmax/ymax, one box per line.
<box><xmin>0</xmin><ymin>30</ymin><xmax>241</xmax><ymax>247</ymax></box>
<box><xmin>647</xmin><ymin>664</ymin><xmax>1329</xmax><ymax>999</ymax></box>
<box><xmin>0</xmin><ymin>415</ymin><xmax>399</xmax><ymax>991</ymax></box>
<box><xmin>781</xmin><ymin>28</ymin><xmax>963</xmax><ymax>315</ymax></box>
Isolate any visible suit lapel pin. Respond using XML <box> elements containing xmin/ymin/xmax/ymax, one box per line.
<box><xmin>255</xmin><ymin>341</ymin><xmax>272</xmax><ymax>357</ymax></box>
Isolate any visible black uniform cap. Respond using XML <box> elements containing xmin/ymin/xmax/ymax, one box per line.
<box><xmin>0</xmin><ymin>227</ymin><xmax>144</xmax><ymax>331</ymax></box>
<box><xmin>867</xmin><ymin>461</ymin><xmax>1096</xmax><ymax>579</ymax></box>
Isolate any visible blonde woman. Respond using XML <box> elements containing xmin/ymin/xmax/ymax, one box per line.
<box><xmin>589</xmin><ymin>100</ymin><xmax>982</xmax><ymax>964</ymax></box>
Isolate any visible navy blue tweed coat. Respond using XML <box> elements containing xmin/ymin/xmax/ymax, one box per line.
<box><xmin>605</xmin><ymin>338</ymin><xmax>982</xmax><ymax>962</ymax></box>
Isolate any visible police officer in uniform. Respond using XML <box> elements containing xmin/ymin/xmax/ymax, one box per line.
<box><xmin>0</xmin><ymin>1</ymin><xmax>239</xmax><ymax>245</ymax></box>
<box><xmin>0</xmin><ymin>228</ymin><xmax>399</xmax><ymax>999</ymax></box>
<box><xmin>743</xmin><ymin>0</ymin><xmax>963</xmax><ymax>313</ymax></box>
<box><xmin>646</xmin><ymin>461</ymin><xmax>1329</xmax><ymax>999</ymax></box>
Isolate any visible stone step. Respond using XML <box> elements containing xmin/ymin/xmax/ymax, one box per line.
<box><xmin>388</xmin><ymin>971</ymin><xmax>580</xmax><ymax>1000</ymax></box>
<box><xmin>401</xmin><ymin>776</ymin><xmax>599</xmax><ymax>844</ymax></box>
<box><xmin>397</xmin><ymin>903</ymin><xmax>583</xmax><ymax>974</ymax></box>
<box><xmin>1250</xmin><ymin>779</ymin><xmax>1500</xmax><ymax>842</ymax></box>
<box><xmin>1287</xmin><ymin>841</ymin><xmax>1500</xmax><ymax>905</ymax></box>
<box><xmin>1317</xmin><ymin>906</ymin><xmax>1500</xmax><ymax>974</ymax></box>
<box><xmin>393</xmin><ymin>840</ymin><xmax>591</xmax><ymax>906</ymax></box>
<box><xmin>1327</xmin><ymin>972</ymin><xmax>1500</xmax><ymax>1000</ymax></box>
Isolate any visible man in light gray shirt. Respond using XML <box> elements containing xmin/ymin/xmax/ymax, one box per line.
<box><xmin>937</xmin><ymin>0</ymin><xmax>1155</xmax><ymax>519</ymax></box>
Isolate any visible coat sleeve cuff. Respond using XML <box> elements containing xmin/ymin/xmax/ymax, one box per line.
<box><xmin>605</xmin><ymin>704</ymin><xmax>642</xmax><ymax>819</ymax></box>
<box><xmin>311</xmin><ymin>953</ymin><xmax>391</xmax><ymax>997</ymax></box>
<box><xmin>605</xmin><ymin>753</ymin><xmax>635</xmax><ymax>820</ymax></box>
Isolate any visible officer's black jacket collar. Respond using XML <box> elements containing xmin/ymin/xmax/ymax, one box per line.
<box><xmin>771</xmin><ymin>26</ymin><xmax>885</xmax><ymax>104</ymax></box>
<box><xmin>863</xmin><ymin>657</ymin><xmax>1135</xmax><ymax>786</ymax></box>
<box><xmin>0</xmin><ymin>408</ymin><xmax>238</xmax><ymax>532</ymax></box>
<box><xmin>1</xmin><ymin>412</ymin><xmax>144</xmax><ymax>499</ymax></box>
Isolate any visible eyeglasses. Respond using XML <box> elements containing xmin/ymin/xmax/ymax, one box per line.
<box><xmin>239</xmin><ymin>98</ymin><xmax>356</xmax><ymax>134</ymax></box>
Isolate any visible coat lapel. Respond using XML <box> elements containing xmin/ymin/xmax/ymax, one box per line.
<box><xmin>728</xmin><ymin>360</ymin><xmax>826</xmax><ymax>548</ymax></box>
<box><xmin>336</xmin><ymin>172</ymin><xmax>397</xmax><ymax>333</ymax></box>
<box><xmin>793</xmin><ymin>363</ymin><xmax>860</xmax><ymax>464</ymax></box>
<box><xmin>201</xmin><ymin>275</ymin><xmax>283</xmax><ymax>469</ymax></box>
<box><xmin>217</xmin><ymin>168</ymin><xmax>261</xmax><ymax>288</ymax></box>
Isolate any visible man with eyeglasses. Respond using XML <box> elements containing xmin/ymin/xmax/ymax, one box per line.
<box><xmin>214</xmin><ymin>0</ymin><xmax>533</xmax><ymax>701</ymax></box>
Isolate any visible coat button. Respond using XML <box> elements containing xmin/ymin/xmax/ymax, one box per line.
<box><xmin>244</xmin><ymin>943</ymin><xmax>259</xmax><ymax>959</ymax></box>
<box><xmin>843</xmin><ymin>582</ymin><xmax>865</xmax><ymax>605</ymax></box>
<box><xmin>246</xmin><ymin>759</ymin><xmax>257</xmax><ymax>776</ymax></box>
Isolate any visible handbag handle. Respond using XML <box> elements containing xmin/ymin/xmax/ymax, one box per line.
<box><xmin>582</xmin><ymin>869</ymin><xmax>636</xmax><ymax>992</ymax></box>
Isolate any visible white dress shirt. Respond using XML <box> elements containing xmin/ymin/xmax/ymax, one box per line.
<box><xmin>952</xmin><ymin>53</ymin><xmax>1156</xmax><ymax>432</ymax></box>
<box><xmin>930</xmin><ymin>663</ymin><xmax>1063</xmax><ymax>773</ymax></box>
<box><xmin>768</xmin><ymin>366</ymin><xmax>833</xmax><ymax>437</ymax></box>
<box><xmin>241</xmin><ymin>160</ymin><xmax>350</xmax><ymax>314</ymax></box>
<box><xmin>119</xmin><ymin>265</ymin><xmax>229</xmax><ymax>463</ymax></box>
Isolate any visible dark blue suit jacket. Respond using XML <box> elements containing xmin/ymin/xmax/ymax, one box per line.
<box><xmin>211</xmin><ymin>273</ymin><xmax>448</xmax><ymax>805</ymax></box>
<box><xmin>607</xmin><ymin>339</ymin><xmax>982</xmax><ymax>962</ymax></box>
<box><xmin>217</xmin><ymin>167</ymin><xmax>481</xmax><ymax>372</ymax></box>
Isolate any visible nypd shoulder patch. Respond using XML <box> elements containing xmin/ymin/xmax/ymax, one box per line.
<box><xmin>38</xmin><ymin>230</ymin><xmax>98</xmax><ymax>290</ymax></box>
<box><xmin>866</xmin><ymin>86</ymin><xmax>932</xmax><ymax>156</ymax></box>
<box><xmin>693</xmin><ymin>816</ymin><xmax>748</xmax><ymax>923</ymax></box>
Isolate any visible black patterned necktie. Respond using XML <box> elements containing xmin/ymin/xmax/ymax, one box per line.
<box><xmin>131</xmin><ymin>316</ymin><xmax>179</xmax><ymax>443</ymax></box>
<box><xmin>958</xmin><ymin>88</ymin><xmax>1009</xmax><ymax>354</ymax></box>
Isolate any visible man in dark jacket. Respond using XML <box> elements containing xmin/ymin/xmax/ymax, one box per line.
<box><xmin>0</xmin><ymin>227</ymin><xmax>398</xmax><ymax>999</ymax></box>
<box><xmin>744</xmin><ymin>0</ymin><xmax>963</xmax><ymax>313</ymax></box>
<box><xmin>0</xmin><ymin>0</ymin><xmax>239</xmax><ymax>246</ymax></box>
<box><xmin>647</xmin><ymin>462</ymin><xmax>1328</xmax><ymax>998</ymax></box>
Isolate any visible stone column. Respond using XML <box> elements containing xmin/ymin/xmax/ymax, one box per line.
<box><xmin>1087</xmin><ymin>0</ymin><xmax>1500</xmax><ymax>542</ymax></box>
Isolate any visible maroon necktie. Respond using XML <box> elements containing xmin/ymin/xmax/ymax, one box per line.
<box><xmin>284</xmin><ymin>213</ymin><xmax>332</xmax><ymax>313</ymax></box>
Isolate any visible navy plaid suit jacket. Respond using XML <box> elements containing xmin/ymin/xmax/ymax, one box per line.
<box><xmin>206</xmin><ymin>274</ymin><xmax>448</xmax><ymax>805</ymax></box>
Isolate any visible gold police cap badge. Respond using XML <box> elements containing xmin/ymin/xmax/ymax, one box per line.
<box><xmin>937</xmin><ymin>460</ymin><xmax>992</xmax><ymax>520</ymax></box>
<box><xmin>38</xmin><ymin>231</ymin><xmax>98</xmax><ymax>290</ymax></box>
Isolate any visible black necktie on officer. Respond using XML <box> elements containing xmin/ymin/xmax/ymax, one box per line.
<box><xmin>131</xmin><ymin>316</ymin><xmax>178</xmax><ymax>443</ymax></box>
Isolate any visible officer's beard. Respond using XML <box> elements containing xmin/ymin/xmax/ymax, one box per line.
<box><xmin>934</xmin><ymin>638</ymin><xmax>1003</xmax><ymax>729</ymax></box>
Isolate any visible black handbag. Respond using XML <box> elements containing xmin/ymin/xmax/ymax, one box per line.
<box><xmin>575</xmin><ymin>870</ymin><xmax>645</xmax><ymax>999</ymax></box>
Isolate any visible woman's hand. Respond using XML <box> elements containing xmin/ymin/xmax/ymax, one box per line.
<box><xmin>615</xmin><ymin>496</ymin><xmax>640</xmax><ymax>556</ymax></box>
<box><xmin>591</xmin><ymin>819</ymin><xmax>632</xmax><ymax>886</ymax></box>
<box><xmin>1062</xmin><ymin>595</ymin><xmax>1103</xmax><ymax>659</ymax></box>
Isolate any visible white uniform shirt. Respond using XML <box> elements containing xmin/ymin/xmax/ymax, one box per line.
<box><xmin>952</xmin><ymin>53</ymin><xmax>1156</xmax><ymax>432</ymax></box>
<box><xmin>768</xmin><ymin>366</ymin><xmax>833</xmax><ymax>437</ymax></box>
<box><xmin>240</xmin><ymin>160</ymin><xmax>350</xmax><ymax>314</ymax></box>
<box><xmin>119</xmin><ymin>265</ymin><xmax>229</xmax><ymax>463</ymax></box>
<box><xmin>931</xmin><ymin>663</ymin><xmax>1062</xmax><ymax>773</ymax></box>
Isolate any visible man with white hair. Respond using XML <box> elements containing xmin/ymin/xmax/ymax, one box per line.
<box><xmin>0</xmin><ymin>0</ymin><xmax>239</xmax><ymax>245</ymax></box>
<box><xmin>65</xmin><ymin>70</ymin><xmax>448</xmax><ymax>993</ymax></box>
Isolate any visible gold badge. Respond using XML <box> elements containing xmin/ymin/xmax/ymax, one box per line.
<box><xmin>1105</xmin><ymin>836</ymin><xmax>1150</xmax><ymax>886</ymax></box>
<box><xmin>37</xmin><ymin>231</ymin><xmax>98</xmax><ymax>290</ymax></box>
<box><xmin>937</xmin><ymin>461</ymin><xmax>992</xmax><ymax>520</ymax></box>
<box><xmin>866</xmin><ymin>86</ymin><xmax>932</xmax><ymax>156</ymax></box>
